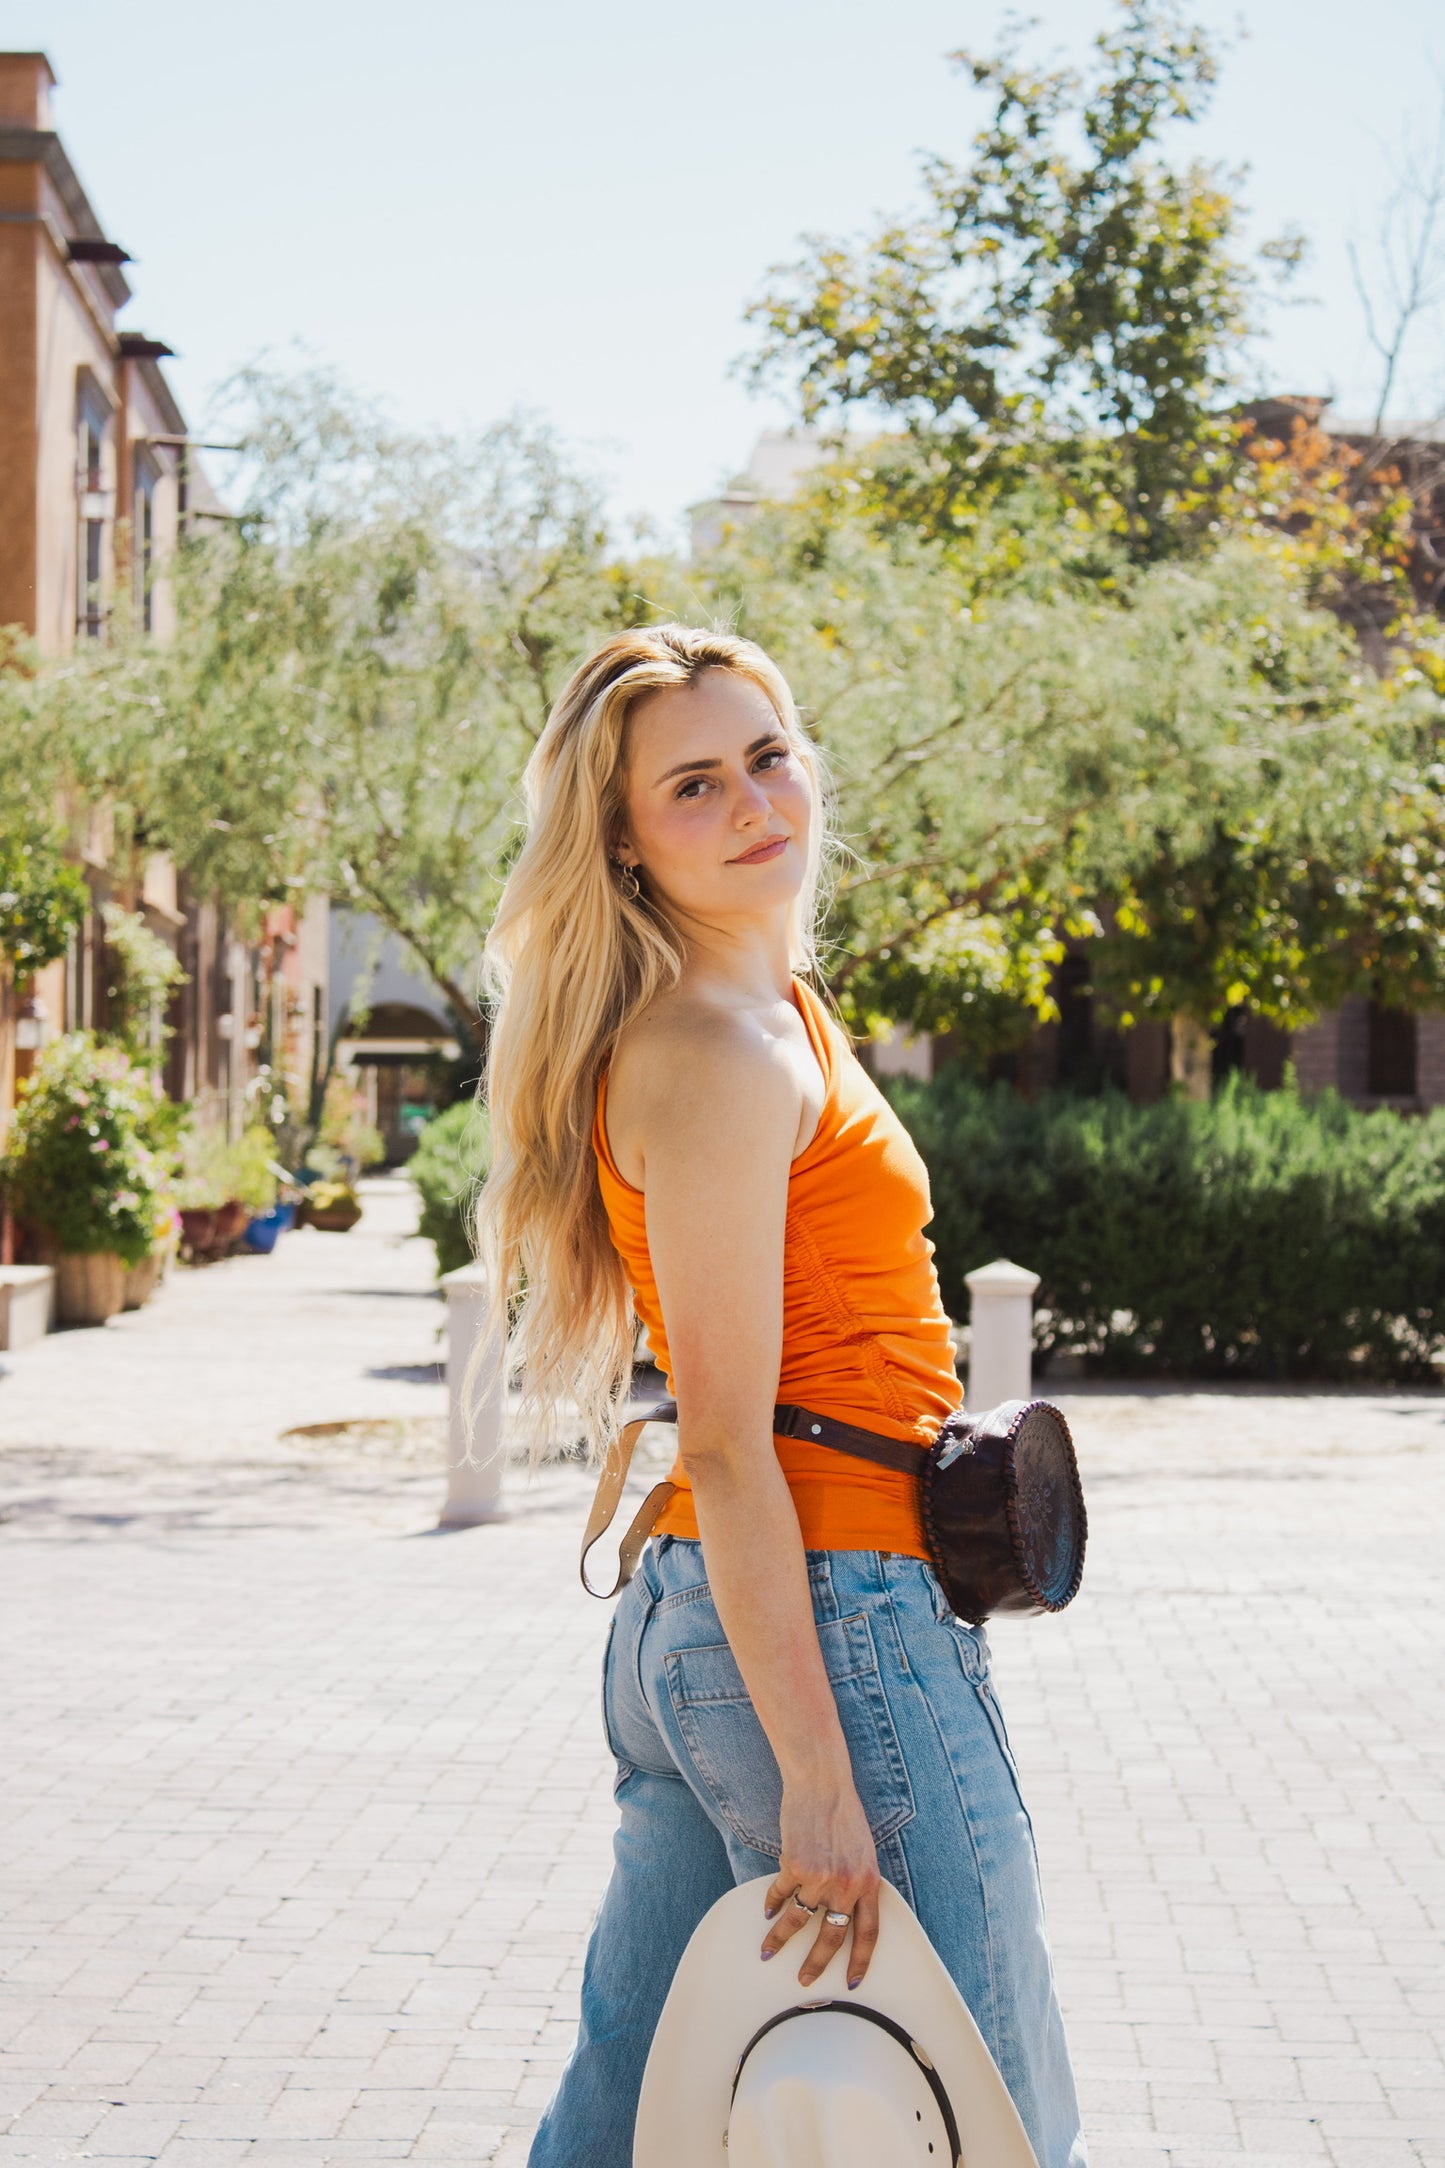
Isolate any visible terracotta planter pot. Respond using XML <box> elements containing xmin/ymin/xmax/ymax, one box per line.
<box><xmin>56</xmin><ymin>1252</ymin><xmax>126</xmax><ymax>1326</ymax></box>
<box><xmin>179</xmin><ymin>1207</ymin><xmax>216</xmax><ymax>1259</ymax></box>
<box><xmin>123</xmin><ymin>1251</ymin><xmax>163</xmax><ymax>1310</ymax></box>
<box><xmin>211</xmin><ymin>1200</ymin><xmax>251</xmax><ymax>1252</ymax></box>
<box><xmin>307</xmin><ymin>1202</ymin><xmax>362</xmax><ymax>1233</ymax></box>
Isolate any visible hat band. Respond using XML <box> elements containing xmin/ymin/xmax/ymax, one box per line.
<box><xmin>728</xmin><ymin>1998</ymin><xmax>963</xmax><ymax>2168</ymax></box>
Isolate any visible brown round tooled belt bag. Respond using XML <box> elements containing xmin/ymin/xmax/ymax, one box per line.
<box><xmin>581</xmin><ymin>1395</ymin><xmax>1086</xmax><ymax>1627</ymax></box>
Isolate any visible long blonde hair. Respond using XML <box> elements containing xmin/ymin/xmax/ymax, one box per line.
<box><xmin>476</xmin><ymin>624</ymin><xmax>828</xmax><ymax>1458</ymax></box>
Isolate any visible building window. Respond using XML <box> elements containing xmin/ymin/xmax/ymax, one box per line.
<box><xmin>1367</xmin><ymin>1000</ymin><xmax>1417</xmax><ymax>1098</ymax></box>
<box><xmin>134</xmin><ymin>455</ymin><xmax>158</xmax><ymax>632</ymax></box>
<box><xmin>76</xmin><ymin>376</ymin><xmax>113</xmax><ymax>640</ymax></box>
<box><xmin>82</xmin><ymin>517</ymin><xmax>104</xmax><ymax>636</ymax></box>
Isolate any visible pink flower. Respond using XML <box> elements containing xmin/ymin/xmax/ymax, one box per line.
<box><xmin>93</xmin><ymin>1138</ymin><xmax>110</xmax><ymax>1153</ymax></box>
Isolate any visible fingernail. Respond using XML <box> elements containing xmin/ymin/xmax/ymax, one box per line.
<box><xmin>761</xmin><ymin>1947</ymin><xmax>776</xmax><ymax>1961</ymax></box>
<box><xmin>763</xmin><ymin>1905</ymin><xmax>778</xmax><ymax>1920</ymax></box>
<box><xmin>847</xmin><ymin>1975</ymin><xmax>862</xmax><ymax>1991</ymax></box>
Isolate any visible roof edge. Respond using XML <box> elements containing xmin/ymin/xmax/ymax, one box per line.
<box><xmin>0</xmin><ymin>125</ymin><xmax>131</xmax><ymax>306</ymax></box>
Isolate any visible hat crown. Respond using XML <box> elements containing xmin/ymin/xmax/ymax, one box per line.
<box><xmin>633</xmin><ymin>1876</ymin><xmax>1040</xmax><ymax>2168</ymax></box>
<box><xmin>728</xmin><ymin>2009</ymin><xmax>956</xmax><ymax>2168</ymax></box>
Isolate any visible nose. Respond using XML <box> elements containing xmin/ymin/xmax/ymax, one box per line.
<box><xmin>733</xmin><ymin>768</ymin><xmax>771</xmax><ymax>825</ymax></box>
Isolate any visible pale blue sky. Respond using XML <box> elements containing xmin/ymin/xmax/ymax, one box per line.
<box><xmin>9</xmin><ymin>0</ymin><xmax>1444</xmax><ymax>540</ymax></box>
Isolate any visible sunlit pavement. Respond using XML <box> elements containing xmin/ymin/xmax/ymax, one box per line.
<box><xmin>1</xmin><ymin>1178</ymin><xmax>1442</xmax><ymax>2165</ymax></box>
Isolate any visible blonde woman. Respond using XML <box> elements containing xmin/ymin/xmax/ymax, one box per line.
<box><xmin>479</xmin><ymin>627</ymin><xmax>1085</xmax><ymax>2168</ymax></box>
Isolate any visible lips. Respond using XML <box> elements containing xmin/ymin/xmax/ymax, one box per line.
<box><xmin>729</xmin><ymin>836</ymin><xmax>789</xmax><ymax>866</ymax></box>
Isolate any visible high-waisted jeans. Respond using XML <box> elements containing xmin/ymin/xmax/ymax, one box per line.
<box><xmin>528</xmin><ymin>1536</ymin><xmax>1086</xmax><ymax>2168</ymax></box>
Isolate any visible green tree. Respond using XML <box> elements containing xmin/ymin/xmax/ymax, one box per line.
<box><xmin>691</xmin><ymin>504</ymin><xmax>1445</xmax><ymax>1059</ymax></box>
<box><xmin>59</xmin><ymin>370</ymin><xmax>653</xmax><ymax>1060</ymax></box>
<box><xmin>99</xmin><ymin>903</ymin><xmax>187</xmax><ymax>1072</ymax></box>
<box><xmin>0</xmin><ymin>635</ymin><xmax>89</xmax><ymax>974</ymax></box>
<box><xmin>747</xmin><ymin>1</ymin><xmax>1302</xmax><ymax>561</ymax></box>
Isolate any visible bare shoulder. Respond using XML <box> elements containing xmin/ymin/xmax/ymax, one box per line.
<box><xmin>606</xmin><ymin>992</ymin><xmax>801</xmax><ymax>1187</ymax></box>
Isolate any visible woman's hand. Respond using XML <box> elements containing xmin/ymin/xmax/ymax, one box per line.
<box><xmin>761</xmin><ymin>1771</ymin><xmax>881</xmax><ymax>1990</ymax></box>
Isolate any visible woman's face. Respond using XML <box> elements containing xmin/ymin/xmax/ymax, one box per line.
<box><xmin>615</xmin><ymin>668</ymin><xmax>813</xmax><ymax>934</ymax></box>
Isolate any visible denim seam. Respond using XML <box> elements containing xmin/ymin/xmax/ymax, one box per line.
<box><xmin>867</xmin><ymin>1576</ymin><xmax>921</xmax><ymax>1912</ymax></box>
<box><xmin>626</xmin><ymin>1577</ymin><xmax>660</xmax><ymax>1759</ymax></box>
<box><xmin>845</xmin><ymin>1619</ymin><xmax>916</xmax><ymax>1843</ymax></box>
<box><xmin>971</xmin><ymin>1674</ymin><xmax>1041</xmax><ymax>1860</ymax></box>
<box><xmin>654</xmin><ymin>1584</ymin><xmax>715</xmax><ymax>1614</ymax></box>
<box><xmin>878</xmin><ymin>1567</ymin><xmax>913</xmax><ymax>1678</ymax></box>
<box><xmin>899</xmin><ymin>1614</ymin><xmax>1007</xmax><ymax>2050</ymax></box>
<box><xmin>599</xmin><ymin>1615</ymin><xmax>637</xmax><ymax>1787</ymax></box>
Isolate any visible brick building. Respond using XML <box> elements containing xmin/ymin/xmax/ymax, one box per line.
<box><xmin>0</xmin><ymin>51</ymin><xmax>327</xmax><ymax>1155</ymax></box>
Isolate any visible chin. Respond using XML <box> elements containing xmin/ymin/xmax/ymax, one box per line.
<box><xmin>720</xmin><ymin>863</ymin><xmax>804</xmax><ymax>912</ymax></box>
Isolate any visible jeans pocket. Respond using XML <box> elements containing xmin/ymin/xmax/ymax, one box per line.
<box><xmin>664</xmin><ymin>1613</ymin><xmax>916</xmax><ymax>1858</ymax></box>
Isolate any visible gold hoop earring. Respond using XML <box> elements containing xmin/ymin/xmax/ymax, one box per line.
<box><xmin>614</xmin><ymin>860</ymin><xmax>642</xmax><ymax>903</ymax></box>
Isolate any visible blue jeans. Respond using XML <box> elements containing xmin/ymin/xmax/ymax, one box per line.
<box><xmin>528</xmin><ymin>1537</ymin><xmax>1086</xmax><ymax>2168</ymax></box>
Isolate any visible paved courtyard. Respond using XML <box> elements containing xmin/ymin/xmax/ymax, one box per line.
<box><xmin>1</xmin><ymin>1175</ymin><xmax>1443</xmax><ymax>2167</ymax></box>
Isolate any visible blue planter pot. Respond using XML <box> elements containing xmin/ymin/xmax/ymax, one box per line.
<box><xmin>242</xmin><ymin>1202</ymin><xmax>296</xmax><ymax>1255</ymax></box>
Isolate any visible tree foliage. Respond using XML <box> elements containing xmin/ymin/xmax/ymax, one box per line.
<box><xmin>692</xmin><ymin>501</ymin><xmax>1445</xmax><ymax>1042</ymax></box>
<box><xmin>54</xmin><ymin>371</ymin><xmax>655</xmax><ymax>1053</ymax></box>
<box><xmin>747</xmin><ymin>1</ymin><xmax>1301</xmax><ymax>560</ymax></box>
<box><xmin>0</xmin><ymin>635</ymin><xmax>90</xmax><ymax>973</ymax></box>
<box><xmin>100</xmin><ymin>904</ymin><xmax>187</xmax><ymax>1070</ymax></box>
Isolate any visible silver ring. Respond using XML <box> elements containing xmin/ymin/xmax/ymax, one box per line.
<box><xmin>824</xmin><ymin>1910</ymin><xmax>851</xmax><ymax>1927</ymax></box>
<box><xmin>790</xmin><ymin>1892</ymin><xmax>819</xmax><ymax>1915</ymax></box>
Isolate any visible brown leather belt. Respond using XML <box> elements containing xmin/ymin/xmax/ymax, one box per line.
<box><xmin>579</xmin><ymin>1399</ymin><xmax>924</xmax><ymax>1599</ymax></box>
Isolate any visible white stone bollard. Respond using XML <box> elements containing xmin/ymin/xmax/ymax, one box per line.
<box><xmin>964</xmin><ymin>1258</ymin><xmax>1040</xmax><ymax>1411</ymax></box>
<box><xmin>441</xmin><ymin>1262</ymin><xmax>507</xmax><ymax>1527</ymax></box>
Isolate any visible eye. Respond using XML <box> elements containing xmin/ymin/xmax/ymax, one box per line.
<box><xmin>674</xmin><ymin>774</ymin><xmax>713</xmax><ymax>801</ymax></box>
<box><xmin>752</xmin><ymin>744</ymin><xmax>789</xmax><ymax>772</ymax></box>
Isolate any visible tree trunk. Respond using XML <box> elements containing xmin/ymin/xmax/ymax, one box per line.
<box><xmin>1169</xmin><ymin>1014</ymin><xmax>1213</xmax><ymax>1102</ymax></box>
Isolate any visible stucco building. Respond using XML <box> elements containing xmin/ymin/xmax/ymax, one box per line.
<box><xmin>0</xmin><ymin>51</ymin><xmax>326</xmax><ymax>1169</ymax></box>
<box><xmin>326</xmin><ymin>913</ymin><xmax>467</xmax><ymax>1163</ymax></box>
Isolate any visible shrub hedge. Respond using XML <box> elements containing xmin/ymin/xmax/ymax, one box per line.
<box><xmin>409</xmin><ymin>1098</ymin><xmax>490</xmax><ymax>1278</ymax></box>
<box><xmin>888</xmin><ymin>1071</ymin><xmax>1445</xmax><ymax>1382</ymax></box>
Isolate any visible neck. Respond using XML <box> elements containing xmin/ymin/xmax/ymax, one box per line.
<box><xmin>669</xmin><ymin>907</ymin><xmax>798</xmax><ymax>1008</ymax></box>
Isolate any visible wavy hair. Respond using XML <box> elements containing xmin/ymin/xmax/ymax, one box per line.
<box><xmin>474</xmin><ymin>624</ymin><xmax>829</xmax><ymax>1458</ymax></box>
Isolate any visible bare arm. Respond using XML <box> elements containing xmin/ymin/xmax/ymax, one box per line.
<box><xmin>631</xmin><ymin>1017</ymin><xmax>880</xmax><ymax>1986</ymax></box>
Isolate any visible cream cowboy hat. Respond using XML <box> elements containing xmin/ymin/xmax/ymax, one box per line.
<box><xmin>633</xmin><ymin>1875</ymin><xmax>1040</xmax><ymax>2168</ymax></box>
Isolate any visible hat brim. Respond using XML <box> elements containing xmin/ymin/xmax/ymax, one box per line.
<box><xmin>633</xmin><ymin>1875</ymin><xmax>1039</xmax><ymax>2168</ymax></box>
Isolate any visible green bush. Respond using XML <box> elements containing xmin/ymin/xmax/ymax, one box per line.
<box><xmin>889</xmin><ymin>1070</ymin><xmax>1445</xmax><ymax>1382</ymax></box>
<box><xmin>409</xmin><ymin>1099</ymin><xmax>490</xmax><ymax>1277</ymax></box>
<box><xmin>176</xmin><ymin>1123</ymin><xmax>233</xmax><ymax>1210</ymax></box>
<box><xmin>2</xmin><ymin>1033</ymin><xmax>171</xmax><ymax>1266</ymax></box>
<box><xmin>226</xmin><ymin>1125</ymin><xmax>281</xmax><ymax>1212</ymax></box>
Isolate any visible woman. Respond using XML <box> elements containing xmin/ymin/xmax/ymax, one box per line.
<box><xmin>478</xmin><ymin>626</ymin><xmax>1086</xmax><ymax>2168</ymax></box>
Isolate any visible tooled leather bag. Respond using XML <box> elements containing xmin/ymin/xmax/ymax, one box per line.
<box><xmin>580</xmin><ymin>1395</ymin><xmax>1086</xmax><ymax>1627</ymax></box>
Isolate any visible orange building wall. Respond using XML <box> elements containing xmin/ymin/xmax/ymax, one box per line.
<box><xmin>0</xmin><ymin>170</ymin><xmax>40</xmax><ymax>633</ymax></box>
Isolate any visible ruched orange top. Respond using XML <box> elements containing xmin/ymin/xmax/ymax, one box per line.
<box><xmin>592</xmin><ymin>976</ymin><xmax>963</xmax><ymax>1556</ymax></box>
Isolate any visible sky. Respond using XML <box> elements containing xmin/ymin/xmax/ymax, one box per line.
<box><xmin>8</xmin><ymin>0</ymin><xmax>1444</xmax><ymax>543</ymax></box>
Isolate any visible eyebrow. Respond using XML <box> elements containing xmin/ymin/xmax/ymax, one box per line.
<box><xmin>652</xmin><ymin>732</ymin><xmax>783</xmax><ymax>787</ymax></box>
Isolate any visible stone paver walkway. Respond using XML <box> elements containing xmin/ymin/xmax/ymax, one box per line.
<box><xmin>1</xmin><ymin>1176</ymin><xmax>1443</xmax><ymax>2166</ymax></box>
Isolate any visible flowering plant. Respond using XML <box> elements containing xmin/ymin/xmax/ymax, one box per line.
<box><xmin>2</xmin><ymin>1034</ymin><xmax>172</xmax><ymax>1266</ymax></box>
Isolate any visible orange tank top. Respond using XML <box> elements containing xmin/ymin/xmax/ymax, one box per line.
<box><xmin>591</xmin><ymin>977</ymin><xmax>963</xmax><ymax>1556</ymax></box>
